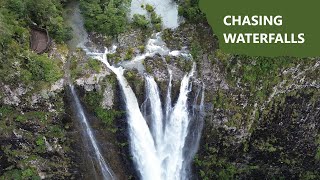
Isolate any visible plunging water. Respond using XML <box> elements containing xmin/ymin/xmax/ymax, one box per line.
<box><xmin>90</xmin><ymin>43</ymin><xmax>204</xmax><ymax>179</ymax></box>
<box><xmin>83</xmin><ymin>1</ymin><xmax>203</xmax><ymax>178</ymax></box>
<box><xmin>69</xmin><ymin>85</ymin><xmax>115</xmax><ymax>180</ymax></box>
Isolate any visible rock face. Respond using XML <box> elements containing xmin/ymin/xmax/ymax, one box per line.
<box><xmin>165</xmin><ymin>22</ymin><xmax>320</xmax><ymax>179</ymax></box>
<box><xmin>0</xmin><ymin>82</ymin><xmax>79</xmax><ymax>179</ymax></box>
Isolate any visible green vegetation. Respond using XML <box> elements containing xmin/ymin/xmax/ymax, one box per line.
<box><xmin>145</xmin><ymin>4</ymin><xmax>154</xmax><ymax>12</ymax></box>
<box><xmin>145</xmin><ymin>4</ymin><xmax>162</xmax><ymax>31</ymax></box>
<box><xmin>0</xmin><ymin>99</ymin><xmax>70</xmax><ymax>179</ymax></box>
<box><xmin>177</xmin><ymin>0</ymin><xmax>205</xmax><ymax>22</ymax></box>
<box><xmin>84</xmin><ymin>90</ymin><xmax>123</xmax><ymax>129</ymax></box>
<box><xmin>133</xmin><ymin>14</ymin><xmax>149</xmax><ymax>29</ymax></box>
<box><xmin>131</xmin><ymin>4</ymin><xmax>162</xmax><ymax>31</ymax></box>
<box><xmin>0</xmin><ymin>0</ymin><xmax>65</xmax><ymax>86</ymax></box>
<box><xmin>3</xmin><ymin>0</ymin><xmax>72</xmax><ymax>43</ymax></box>
<box><xmin>125</xmin><ymin>48</ymin><xmax>134</xmax><ymax>60</ymax></box>
<box><xmin>27</xmin><ymin>53</ymin><xmax>63</xmax><ymax>83</ymax></box>
<box><xmin>80</xmin><ymin>0</ymin><xmax>130</xmax><ymax>37</ymax></box>
<box><xmin>1</xmin><ymin>168</ymin><xmax>40</xmax><ymax>180</ymax></box>
<box><xmin>95</xmin><ymin>107</ymin><xmax>123</xmax><ymax>126</ymax></box>
<box><xmin>87</xmin><ymin>58</ymin><xmax>102</xmax><ymax>73</ymax></box>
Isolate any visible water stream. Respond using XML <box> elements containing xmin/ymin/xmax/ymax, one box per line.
<box><xmin>64</xmin><ymin>2</ymin><xmax>115</xmax><ymax>179</ymax></box>
<box><xmin>90</xmin><ymin>44</ymin><xmax>204</xmax><ymax>179</ymax></box>
<box><xmin>69</xmin><ymin>85</ymin><xmax>115</xmax><ymax>180</ymax></box>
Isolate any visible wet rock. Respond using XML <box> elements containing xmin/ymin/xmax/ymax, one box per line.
<box><xmin>102</xmin><ymin>82</ymin><xmax>114</xmax><ymax>109</ymax></box>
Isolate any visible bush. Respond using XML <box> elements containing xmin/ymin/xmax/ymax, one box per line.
<box><xmin>177</xmin><ymin>0</ymin><xmax>205</xmax><ymax>23</ymax></box>
<box><xmin>87</xmin><ymin>58</ymin><xmax>102</xmax><ymax>72</ymax></box>
<box><xmin>145</xmin><ymin>4</ymin><xmax>154</xmax><ymax>12</ymax></box>
<box><xmin>150</xmin><ymin>12</ymin><xmax>162</xmax><ymax>24</ymax></box>
<box><xmin>133</xmin><ymin>14</ymin><xmax>149</xmax><ymax>29</ymax></box>
<box><xmin>154</xmin><ymin>23</ymin><xmax>162</xmax><ymax>32</ymax></box>
<box><xmin>80</xmin><ymin>0</ymin><xmax>129</xmax><ymax>37</ymax></box>
<box><xmin>95</xmin><ymin>107</ymin><xmax>123</xmax><ymax>126</ymax></box>
<box><xmin>4</xmin><ymin>0</ymin><xmax>72</xmax><ymax>42</ymax></box>
<box><xmin>27</xmin><ymin>53</ymin><xmax>63</xmax><ymax>83</ymax></box>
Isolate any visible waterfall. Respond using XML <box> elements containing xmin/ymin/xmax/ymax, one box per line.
<box><xmin>145</xmin><ymin>76</ymin><xmax>164</xmax><ymax>148</ymax></box>
<box><xmin>92</xmin><ymin>47</ymin><xmax>204</xmax><ymax>179</ymax></box>
<box><xmin>165</xmin><ymin>69</ymin><xmax>173</xmax><ymax>121</ymax></box>
<box><xmin>69</xmin><ymin>85</ymin><xmax>115</xmax><ymax>180</ymax></box>
<box><xmin>161</xmin><ymin>65</ymin><xmax>196</xmax><ymax>180</ymax></box>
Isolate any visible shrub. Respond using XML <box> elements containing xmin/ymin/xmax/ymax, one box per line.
<box><xmin>145</xmin><ymin>4</ymin><xmax>154</xmax><ymax>12</ymax></box>
<box><xmin>87</xmin><ymin>58</ymin><xmax>102</xmax><ymax>72</ymax></box>
<box><xmin>95</xmin><ymin>107</ymin><xmax>123</xmax><ymax>126</ymax></box>
<box><xmin>177</xmin><ymin>0</ymin><xmax>205</xmax><ymax>23</ymax></box>
<box><xmin>150</xmin><ymin>12</ymin><xmax>162</xmax><ymax>24</ymax></box>
<box><xmin>154</xmin><ymin>23</ymin><xmax>162</xmax><ymax>32</ymax></box>
<box><xmin>27</xmin><ymin>54</ymin><xmax>63</xmax><ymax>83</ymax></box>
<box><xmin>80</xmin><ymin>0</ymin><xmax>129</xmax><ymax>37</ymax></box>
<box><xmin>133</xmin><ymin>14</ymin><xmax>149</xmax><ymax>29</ymax></box>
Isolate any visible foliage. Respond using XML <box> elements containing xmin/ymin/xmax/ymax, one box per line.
<box><xmin>80</xmin><ymin>0</ymin><xmax>130</xmax><ymax>37</ymax></box>
<box><xmin>150</xmin><ymin>12</ymin><xmax>161</xmax><ymax>24</ymax></box>
<box><xmin>87</xmin><ymin>58</ymin><xmax>102</xmax><ymax>72</ymax></box>
<box><xmin>95</xmin><ymin>107</ymin><xmax>123</xmax><ymax>126</ymax></box>
<box><xmin>0</xmin><ymin>0</ymin><xmax>65</xmax><ymax>86</ymax></box>
<box><xmin>177</xmin><ymin>0</ymin><xmax>205</xmax><ymax>23</ymax></box>
<box><xmin>0</xmin><ymin>168</ymin><xmax>40</xmax><ymax>180</ymax></box>
<box><xmin>27</xmin><ymin>53</ymin><xmax>63</xmax><ymax>83</ymax></box>
<box><xmin>84</xmin><ymin>90</ymin><xmax>123</xmax><ymax>127</ymax></box>
<box><xmin>4</xmin><ymin>0</ymin><xmax>72</xmax><ymax>43</ymax></box>
<box><xmin>125</xmin><ymin>48</ymin><xmax>134</xmax><ymax>60</ymax></box>
<box><xmin>133</xmin><ymin>14</ymin><xmax>149</xmax><ymax>29</ymax></box>
<box><xmin>145</xmin><ymin>4</ymin><xmax>154</xmax><ymax>12</ymax></box>
<box><xmin>140</xmin><ymin>4</ymin><xmax>162</xmax><ymax>31</ymax></box>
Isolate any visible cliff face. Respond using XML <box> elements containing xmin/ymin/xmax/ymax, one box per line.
<box><xmin>0</xmin><ymin>45</ymin><xmax>79</xmax><ymax>179</ymax></box>
<box><xmin>164</xmin><ymin>22</ymin><xmax>320</xmax><ymax>179</ymax></box>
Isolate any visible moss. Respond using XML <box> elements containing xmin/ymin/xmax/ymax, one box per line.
<box><xmin>215</xmin><ymin>49</ymin><xmax>231</xmax><ymax>64</ymax></box>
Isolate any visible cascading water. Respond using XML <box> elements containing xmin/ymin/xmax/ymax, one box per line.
<box><xmin>160</xmin><ymin>66</ymin><xmax>196</xmax><ymax>180</ymax></box>
<box><xmin>90</xmin><ymin>36</ymin><xmax>205</xmax><ymax>179</ymax></box>
<box><xmin>65</xmin><ymin>3</ymin><xmax>115</xmax><ymax>179</ymax></box>
<box><xmin>69</xmin><ymin>85</ymin><xmax>115</xmax><ymax>180</ymax></box>
<box><xmin>85</xmin><ymin>1</ymin><xmax>203</xmax><ymax>177</ymax></box>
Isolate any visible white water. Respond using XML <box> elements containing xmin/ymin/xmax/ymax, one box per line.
<box><xmin>130</xmin><ymin>0</ymin><xmax>179</xmax><ymax>29</ymax></box>
<box><xmin>90</xmin><ymin>46</ymin><xmax>203</xmax><ymax>179</ymax></box>
<box><xmin>70</xmin><ymin>85</ymin><xmax>115</xmax><ymax>180</ymax></box>
<box><xmin>145</xmin><ymin>76</ymin><xmax>164</xmax><ymax>147</ymax></box>
<box><xmin>82</xmin><ymin>0</ymin><xmax>203</xmax><ymax>172</ymax></box>
<box><xmin>121</xmin><ymin>33</ymin><xmax>192</xmax><ymax>73</ymax></box>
